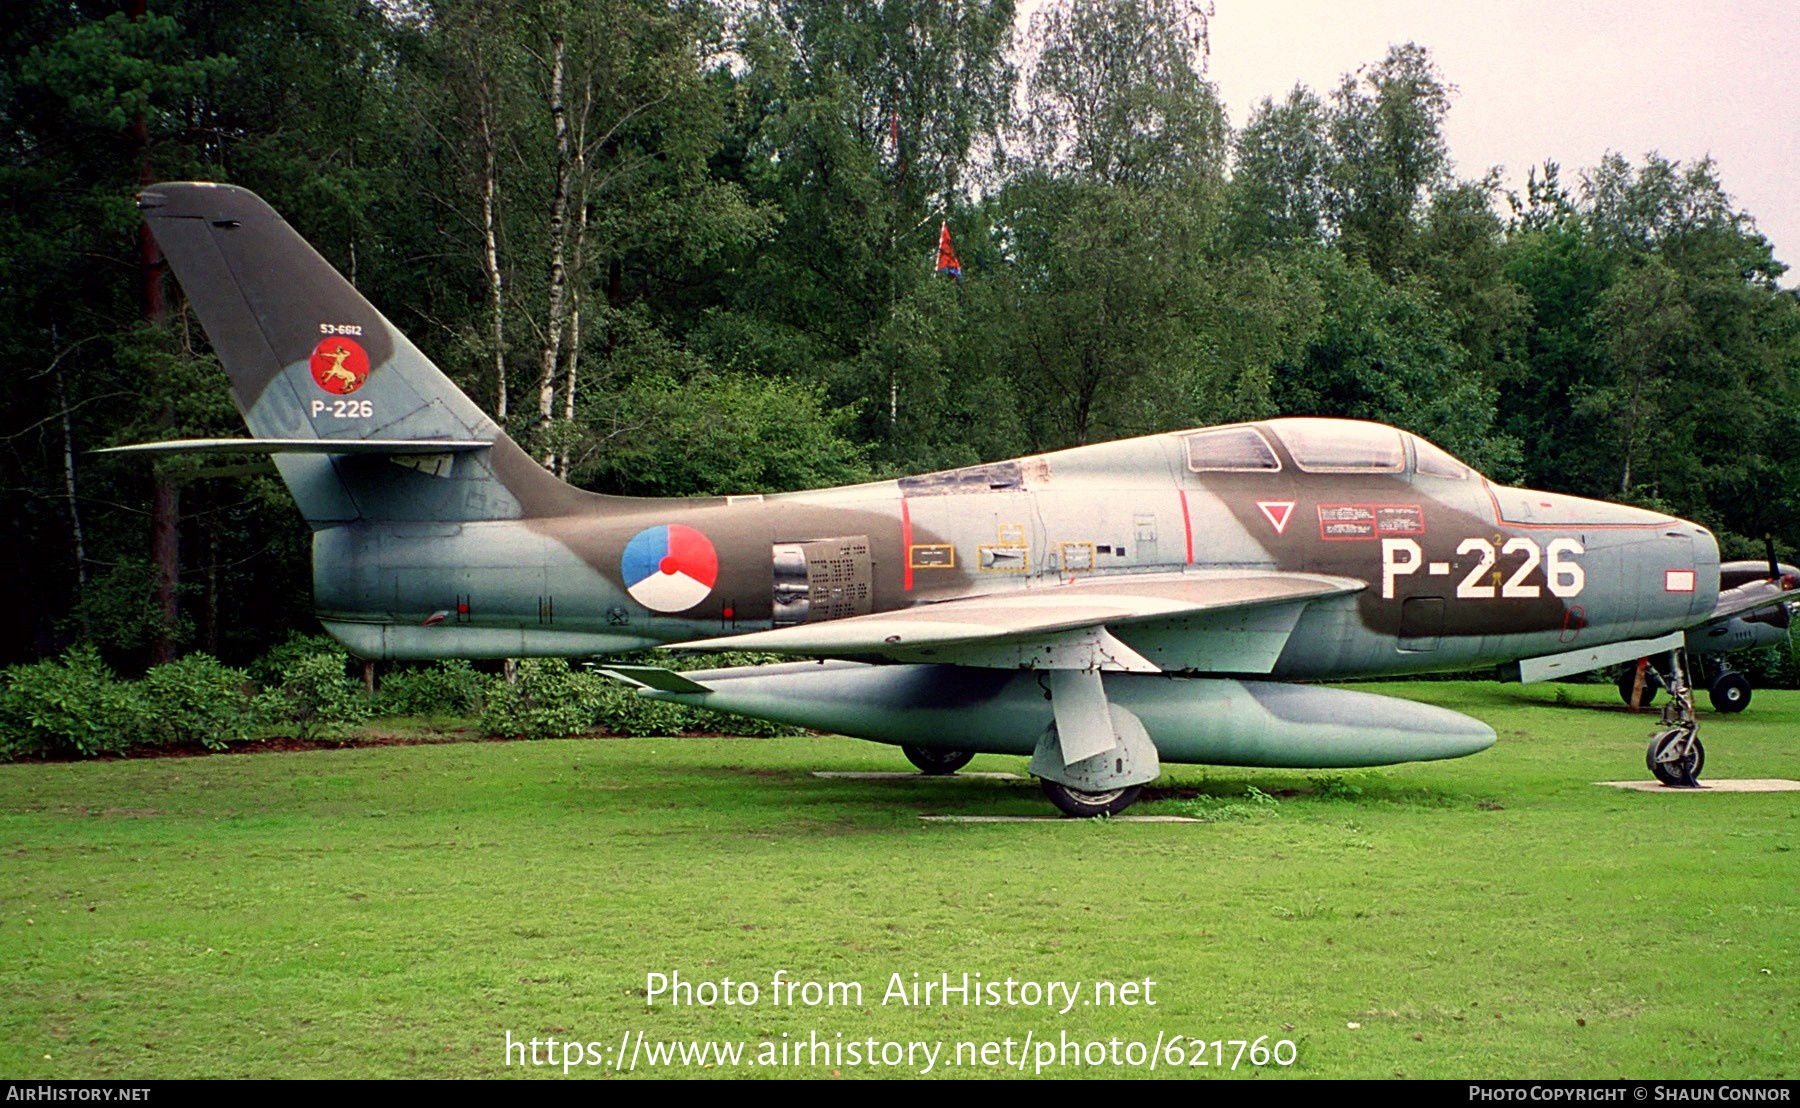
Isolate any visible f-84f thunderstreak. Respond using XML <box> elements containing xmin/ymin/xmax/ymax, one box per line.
<box><xmin>120</xmin><ymin>182</ymin><xmax>1796</xmax><ymax>815</ymax></box>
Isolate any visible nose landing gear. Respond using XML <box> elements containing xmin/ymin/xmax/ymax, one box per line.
<box><xmin>1644</xmin><ymin>649</ymin><xmax>1704</xmax><ymax>788</ymax></box>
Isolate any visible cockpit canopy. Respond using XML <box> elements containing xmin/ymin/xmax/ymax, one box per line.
<box><xmin>1182</xmin><ymin>418</ymin><xmax>1476</xmax><ymax>480</ymax></box>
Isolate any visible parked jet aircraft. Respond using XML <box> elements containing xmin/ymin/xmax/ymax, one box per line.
<box><xmin>116</xmin><ymin>182</ymin><xmax>1798</xmax><ymax>815</ymax></box>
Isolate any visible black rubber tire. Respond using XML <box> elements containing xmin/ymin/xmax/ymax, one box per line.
<box><xmin>1646</xmin><ymin>729</ymin><xmax>1704</xmax><ymax>787</ymax></box>
<box><xmin>1039</xmin><ymin>779</ymin><xmax>1143</xmax><ymax>817</ymax></box>
<box><xmin>902</xmin><ymin>745</ymin><xmax>975</xmax><ymax>776</ymax></box>
<box><xmin>1617</xmin><ymin>665</ymin><xmax>1662</xmax><ymax>707</ymax></box>
<box><xmin>1709</xmin><ymin>672</ymin><xmax>1752</xmax><ymax>714</ymax></box>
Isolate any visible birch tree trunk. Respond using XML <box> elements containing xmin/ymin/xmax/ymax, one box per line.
<box><xmin>536</xmin><ymin>32</ymin><xmax>572</xmax><ymax>470</ymax></box>
<box><xmin>556</xmin><ymin>83</ymin><xmax>594</xmax><ymax>481</ymax></box>
<box><xmin>55</xmin><ymin>363</ymin><xmax>86</xmax><ymax>589</ymax></box>
<box><xmin>480</xmin><ymin>88</ymin><xmax>507</xmax><ymax>420</ymax></box>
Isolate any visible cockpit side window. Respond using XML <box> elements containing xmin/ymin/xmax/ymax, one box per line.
<box><xmin>1184</xmin><ymin>426</ymin><xmax>1281</xmax><ymax>473</ymax></box>
<box><xmin>1270</xmin><ymin>419</ymin><xmax>1405</xmax><ymax>474</ymax></box>
<box><xmin>1412</xmin><ymin>436</ymin><xmax>1473</xmax><ymax>480</ymax></box>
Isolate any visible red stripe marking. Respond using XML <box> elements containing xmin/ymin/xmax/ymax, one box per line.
<box><xmin>1179</xmin><ymin>490</ymin><xmax>1194</xmax><ymax>564</ymax></box>
<box><xmin>900</xmin><ymin>496</ymin><xmax>914</xmax><ymax>591</ymax></box>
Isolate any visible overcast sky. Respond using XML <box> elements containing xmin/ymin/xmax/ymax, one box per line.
<box><xmin>1025</xmin><ymin>0</ymin><xmax>1800</xmax><ymax>279</ymax></box>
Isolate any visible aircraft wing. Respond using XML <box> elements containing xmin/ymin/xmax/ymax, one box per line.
<box><xmin>1703</xmin><ymin>575</ymin><xmax>1799</xmax><ymax>625</ymax></box>
<box><xmin>672</xmin><ymin>571</ymin><xmax>1362</xmax><ymax>673</ymax></box>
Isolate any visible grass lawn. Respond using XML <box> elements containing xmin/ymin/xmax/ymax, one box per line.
<box><xmin>1</xmin><ymin>680</ymin><xmax>1794</xmax><ymax>1079</ymax></box>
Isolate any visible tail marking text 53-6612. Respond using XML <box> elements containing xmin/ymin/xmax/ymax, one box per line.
<box><xmin>1382</xmin><ymin>537</ymin><xmax>1585</xmax><ymax>600</ymax></box>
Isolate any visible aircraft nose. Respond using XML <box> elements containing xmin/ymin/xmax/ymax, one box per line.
<box><xmin>1679</xmin><ymin>519</ymin><xmax>1721</xmax><ymax>622</ymax></box>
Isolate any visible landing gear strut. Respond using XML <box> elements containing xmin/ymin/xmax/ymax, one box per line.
<box><xmin>1644</xmin><ymin>649</ymin><xmax>1704</xmax><ymax>788</ymax></box>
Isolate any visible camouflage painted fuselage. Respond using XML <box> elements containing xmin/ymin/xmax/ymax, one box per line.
<box><xmin>309</xmin><ymin>425</ymin><xmax>1717</xmax><ymax>680</ymax></box>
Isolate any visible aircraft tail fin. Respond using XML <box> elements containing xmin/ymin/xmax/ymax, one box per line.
<box><xmin>136</xmin><ymin>182</ymin><xmax>583</xmax><ymax>525</ymax></box>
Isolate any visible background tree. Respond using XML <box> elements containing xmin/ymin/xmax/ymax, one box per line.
<box><xmin>4</xmin><ymin>7</ymin><xmax>1798</xmax><ymax>669</ymax></box>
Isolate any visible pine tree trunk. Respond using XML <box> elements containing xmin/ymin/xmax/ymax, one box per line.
<box><xmin>131</xmin><ymin>0</ymin><xmax>180</xmax><ymax>665</ymax></box>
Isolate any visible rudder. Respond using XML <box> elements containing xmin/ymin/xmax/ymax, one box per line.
<box><xmin>139</xmin><ymin>181</ymin><xmax>574</xmax><ymax>525</ymax></box>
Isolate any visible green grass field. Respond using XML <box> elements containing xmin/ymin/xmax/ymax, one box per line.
<box><xmin>1</xmin><ymin>680</ymin><xmax>1794</xmax><ymax>1079</ymax></box>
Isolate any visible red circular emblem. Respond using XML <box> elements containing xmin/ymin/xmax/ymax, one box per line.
<box><xmin>310</xmin><ymin>337</ymin><xmax>370</xmax><ymax>395</ymax></box>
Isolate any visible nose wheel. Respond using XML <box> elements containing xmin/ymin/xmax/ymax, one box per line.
<box><xmin>1646</xmin><ymin>728</ymin><xmax>1705</xmax><ymax>788</ymax></box>
<box><xmin>1645</xmin><ymin>649</ymin><xmax>1704</xmax><ymax>788</ymax></box>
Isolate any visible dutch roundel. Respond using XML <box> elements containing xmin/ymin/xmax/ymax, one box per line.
<box><xmin>621</xmin><ymin>524</ymin><xmax>719</xmax><ymax>613</ymax></box>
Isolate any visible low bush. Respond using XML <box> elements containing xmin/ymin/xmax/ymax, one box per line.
<box><xmin>249</xmin><ymin>632</ymin><xmax>345</xmax><ymax>688</ymax></box>
<box><xmin>479</xmin><ymin>659</ymin><xmax>607</xmax><ymax>740</ymax></box>
<box><xmin>0</xmin><ymin>646</ymin><xmax>146</xmax><ymax>758</ymax></box>
<box><xmin>140</xmin><ymin>653</ymin><xmax>256</xmax><ymax>750</ymax></box>
<box><xmin>258</xmin><ymin>650</ymin><xmax>373</xmax><ymax>741</ymax></box>
<box><xmin>375</xmin><ymin>660</ymin><xmax>485</xmax><ymax>718</ymax></box>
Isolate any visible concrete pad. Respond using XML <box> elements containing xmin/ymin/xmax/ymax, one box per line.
<box><xmin>811</xmin><ymin>771</ymin><xmax>1025</xmax><ymax>781</ymax></box>
<box><xmin>1595</xmin><ymin>779</ymin><xmax>1800</xmax><ymax>793</ymax></box>
<box><xmin>918</xmin><ymin>814</ymin><xmax>1207</xmax><ymax>823</ymax></box>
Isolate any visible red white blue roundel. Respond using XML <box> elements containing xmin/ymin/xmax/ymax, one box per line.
<box><xmin>621</xmin><ymin>524</ymin><xmax>719</xmax><ymax>613</ymax></box>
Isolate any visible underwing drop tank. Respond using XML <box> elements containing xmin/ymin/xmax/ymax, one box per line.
<box><xmin>634</xmin><ymin>661</ymin><xmax>1496</xmax><ymax>768</ymax></box>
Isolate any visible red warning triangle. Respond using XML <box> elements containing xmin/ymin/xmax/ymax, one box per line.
<box><xmin>1257</xmin><ymin>500</ymin><xmax>1296</xmax><ymax>535</ymax></box>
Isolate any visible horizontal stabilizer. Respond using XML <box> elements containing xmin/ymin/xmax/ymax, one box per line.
<box><xmin>98</xmin><ymin>437</ymin><xmax>493</xmax><ymax>457</ymax></box>
<box><xmin>595</xmin><ymin>665</ymin><xmax>713</xmax><ymax>695</ymax></box>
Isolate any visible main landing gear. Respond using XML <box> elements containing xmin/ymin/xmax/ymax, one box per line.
<box><xmin>904</xmin><ymin>742</ymin><xmax>1148</xmax><ymax>815</ymax></box>
<box><xmin>1619</xmin><ymin>656</ymin><xmax>1752</xmax><ymax>713</ymax></box>
<box><xmin>1707</xmin><ymin>670</ymin><xmax>1752</xmax><ymax>713</ymax></box>
<box><xmin>1040</xmin><ymin>780</ymin><xmax>1143</xmax><ymax>818</ymax></box>
<box><xmin>1643</xmin><ymin>650</ymin><xmax>1705</xmax><ymax>789</ymax></box>
<box><xmin>901</xmin><ymin>745</ymin><xmax>974</xmax><ymax>776</ymax></box>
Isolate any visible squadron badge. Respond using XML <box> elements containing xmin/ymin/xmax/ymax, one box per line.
<box><xmin>310</xmin><ymin>337</ymin><xmax>370</xmax><ymax>394</ymax></box>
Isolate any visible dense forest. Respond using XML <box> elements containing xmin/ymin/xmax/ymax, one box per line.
<box><xmin>5</xmin><ymin>0</ymin><xmax>1798</xmax><ymax>671</ymax></box>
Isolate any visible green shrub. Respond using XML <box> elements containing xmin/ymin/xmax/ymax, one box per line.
<box><xmin>591</xmin><ymin>681</ymin><xmax>703</xmax><ymax>737</ymax></box>
<box><xmin>249</xmin><ymin>631</ymin><xmax>345</xmax><ymax>687</ymax></box>
<box><xmin>1173</xmin><ymin>786</ymin><xmax>1281</xmax><ymax>822</ymax></box>
<box><xmin>480</xmin><ymin>659</ymin><xmax>606</xmax><ymax>740</ymax></box>
<box><xmin>0</xmin><ymin>646</ymin><xmax>146</xmax><ymax>758</ymax></box>
<box><xmin>375</xmin><ymin>660</ymin><xmax>485</xmax><ymax>718</ymax></box>
<box><xmin>140</xmin><ymin>653</ymin><xmax>256</xmax><ymax>750</ymax></box>
<box><xmin>257</xmin><ymin>650</ymin><xmax>373</xmax><ymax>741</ymax></box>
<box><xmin>1309</xmin><ymin>773</ymin><xmax>1367</xmax><ymax>801</ymax></box>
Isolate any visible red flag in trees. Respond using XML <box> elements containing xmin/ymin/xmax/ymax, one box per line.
<box><xmin>935</xmin><ymin>222</ymin><xmax>961</xmax><ymax>278</ymax></box>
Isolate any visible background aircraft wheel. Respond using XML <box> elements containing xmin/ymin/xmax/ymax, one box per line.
<box><xmin>1617</xmin><ymin>666</ymin><xmax>1662</xmax><ymax>706</ymax></box>
<box><xmin>1708</xmin><ymin>673</ymin><xmax>1751</xmax><ymax>713</ymax></box>
<box><xmin>1039</xmin><ymin>779</ymin><xmax>1142</xmax><ymax>817</ymax></box>
<box><xmin>902</xmin><ymin>745</ymin><xmax>974</xmax><ymax>775</ymax></box>
<box><xmin>1645</xmin><ymin>729</ymin><xmax>1704</xmax><ymax>787</ymax></box>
